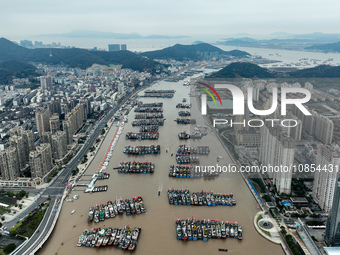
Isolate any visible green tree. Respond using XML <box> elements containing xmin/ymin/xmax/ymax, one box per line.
<box><xmin>3</xmin><ymin>243</ymin><xmax>16</xmax><ymax>254</ymax></box>
<box><xmin>262</xmin><ymin>194</ymin><xmax>272</xmax><ymax>202</ymax></box>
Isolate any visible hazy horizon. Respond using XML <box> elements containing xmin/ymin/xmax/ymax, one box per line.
<box><xmin>2</xmin><ymin>0</ymin><xmax>340</xmax><ymax>38</ymax></box>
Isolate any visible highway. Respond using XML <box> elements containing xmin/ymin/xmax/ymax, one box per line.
<box><xmin>11</xmin><ymin>89</ymin><xmax>140</xmax><ymax>255</ymax></box>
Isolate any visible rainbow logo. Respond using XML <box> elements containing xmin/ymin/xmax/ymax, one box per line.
<box><xmin>199</xmin><ymin>82</ymin><xmax>222</xmax><ymax>106</ymax></box>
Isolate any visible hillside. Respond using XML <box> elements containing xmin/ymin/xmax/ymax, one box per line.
<box><xmin>0</xmin><ymin>37</ymin><xmax>163</xmax><ymax>72</ymax></box>
<box><xmin>209</xmin><ymin>62</ymin><xmax>276</xmax><ymax>78</ymax></box>
<box><xmin>305</xmin><ymin>41</ymin><xmax>340</xmax><ymax>53</ymax></box>
<box><xmin>0</xmin><ymin>38</ymin><xmax>31</xmax><ymax>61</ymax></box>
<box><xmin>0</xmin><ymin>60</ymin><xmax>38</xmax><ymax>84</ymax></box>
<box><xmin>140</xmin><ymin>43</ymin><xmax>250</xmax><ymax>61</ymax></box>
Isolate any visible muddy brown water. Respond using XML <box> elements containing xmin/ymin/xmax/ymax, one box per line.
<box><xmin>39</xmin><ymin>79</ymin><xmax>283</xmax><ymax>255</ymax></box>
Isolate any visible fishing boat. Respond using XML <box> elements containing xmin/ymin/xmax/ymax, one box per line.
<box><xmin>87</xmin><ymin>207</ymin><xmax>94</xmax><ymax>223</ymax></box>
<box><xmin>238</xmin><ymin>224</ymin><xmax>243</xmax><ymax>240</ymax></box>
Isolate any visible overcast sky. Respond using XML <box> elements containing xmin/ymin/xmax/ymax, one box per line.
<box><xmin>2</xmin><ymin>0</ymin><xmax>340</xmax><ymax>38</ymax></box>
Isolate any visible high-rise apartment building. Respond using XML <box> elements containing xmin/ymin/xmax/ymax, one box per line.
<box><xmin>325</xmin><ymin>179</ymin><xmax>340</xmax><ymax>246</ymax></box>
<box><xmin>314</xmin><ymin>115</ymin><xmax>333</xmax><ymax>145</ymax></box>
<box><xmin>108</xmin><ymin>44</ymin><xmax>120</xmax><ymax>51</ymax></box>
<box><xmin>260</xmin><ymin>124</ymin><xmax>280</xmax><ymax>178</ymax></box>
<box><xmin>108</xmin><ymin>44</ymin><xmax>127</xmax><ymax>51</ymax></box>
<box><xmin>0</xmin><ymin>147</ymin><xmax>20</xmax><ymax>180</ymax></box>
<box><xmin>291</xmin><ymin>106</ymin><xmax>333</xmax><ymax>144</ymax></box>
<box><xmin>9</xmin><ymin>127</ymin><xmax>34</xmax><ymax>163</ymax></box>
<box><xmin>29</xmin><ymin>143</ymin><xmax>53</xmax><ymax>178</ymax></box>
<box><xmin>40</xmin><ymin>76</ymin><xmax>52</xmax><ymax>90</ymax></box>
<box><xmin>51</xmin><ymin>131</ymin><xmax>67</xmax><ymax>160</ymax></box>
<box><xmin>260</xmin><ymin>122</ymin><xmax>295</xmax><ymax>193</ymax></box>
<box><xmin>313</xmin><ymin>144</ymin><xmax>340</xmax><ymax>212</ymax></box>
<box><xmin>62</xmin><ymin>120</ymin><xmax>73</xmax><ymax>145</ymax></box>
<box><xmin>273</xmin><ymin>133</ymin><xmax>295</xmax><ymax>194</ymax></box>
<box><xmin>9</xmin><ymin>135</ymin><xmax>26</xmax><ymax>170</ymax></box>
<box><xmin>49</xmin><ymin>114</ymin><xmax>60</xmax><ymax>134</ymax></box>
<box><xmin>36</xmin><ymin>107</ymin><xmax>51</xmax><ymax>135</ymax></box>
<box><xmin>63</xmin><ymin>104</ymin><xmax>84</xmax><ymax>144</ymax></box>
<box><xmin>21</xmin><ymin>129</ymin><xmax>35</xmax><ymax>152</ymax></box>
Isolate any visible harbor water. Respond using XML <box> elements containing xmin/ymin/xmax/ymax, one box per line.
<box><xmin>39</xmin><ymin>79</ymin><xmax>283</xmax><ymax>255</ymax></box>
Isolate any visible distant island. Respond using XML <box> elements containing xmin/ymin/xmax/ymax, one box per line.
<box><xmin>218</xmin><ymin>32</ymin><xmax>340</xmax><ymax>50</ymax></box>
<box><xmin>36</xmin><ymin>30</ymin><xmax>190</xmax><ymax>39</ymax></box>
<box><xmin>305</xmin><ymin>41</ymin><xmax>340</xmax><ymax>53</ymax></box>
<box><xmin>140</xmin><ymin>43</ymin><xmax>251</xmax><ymax>61</ymax></box>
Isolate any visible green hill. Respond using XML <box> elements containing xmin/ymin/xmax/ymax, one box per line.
<box><xmin>140</xmin><ymin>43</ymin><xmax>251</xmax><ymax>61</ymax></box>
<box><xmin>209</xmin><ymin>62</ymin><xmax>276</xmax><ymax>78</ymax></box>
<box><xmin>0</xmin><ymin>60</ymin><xmax>38</xmax><ymax>84</ymax></box>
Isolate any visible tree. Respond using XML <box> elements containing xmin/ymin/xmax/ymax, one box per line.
<box><xmin>1</xmin><ymin>216</ymin><xmax>5</xmax><ymax>221</ymax></box>
<box><xmin>3</xmin><ymin>243</ymin><xmax>16</xmax><ymax>254</ymax></box>
<box><xmin>262</xmin><ymin>194</ymin><xmax>272</xmax><ymax>202</ymax></box>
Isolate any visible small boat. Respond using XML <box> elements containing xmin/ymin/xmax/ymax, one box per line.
<box><xmin>238</xmin><ymin>225</ymin><xmax>243</xmax><ymax>240</ymax></box>
<box><xmin>71</xmin><ymin>209</ymin><xmax>75</xmax><ymax>214</ymax></box>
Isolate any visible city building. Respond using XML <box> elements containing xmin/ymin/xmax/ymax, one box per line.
<box><xmin>120</xmin><ymin>44</ymin><xmax>127</xmax><ymax>50</ymax></box>
<box><xmin>29</xmin><ymin>143</ymin><xmax>53</xmax><ymax>178</ymax></box>
<box><xmin>259</xmin><ymin>124</ymin><xmax>280</xmax><ymax>178</ymax></box>
<box><xmin>49</xmin><ymin>114</ymin><xmax>60</xmax><ymax>134</ymax></box>
<box><xmin>273</xmin><ymin>133</ymin><xmax>295</xmax><ymax>194</ymax></box>
<box><xmin>313</xmin><ymin>143</ymin><xmax>340</xmax><ymax>212</ymax></box>
<box><xmin>51</xmin><ymin>131</ymin><xmax>67</xmax><ymax>160</ymax></box>
<box><xmin>62</xmin><ymin>120</ymin><xmax>73</xmax><ymax>145</ymax></box>
<box><xmin>9</xmin><ymin>127</ymin><xmax>34</xmax><ymax>163</ymax></box>
<box><xmin>36</xmin><ymin>107</ymin><xmax>51</xmax><ymax>135</ymax></box>
<box><xmin>40</xmin><ymin>76</ymin><xmax>53</xmax><ymax>90</ymax></box>
<box><xmin>314</xmin><ymin>115</ymin><xmax>334</xmax><ymax>145</ymax></box>
<box><xmin>292</xmin><ymin>106</ymin><xmax>333</xmax><ymax>144</ymax></box>
<box><xmin>260</xmin><ymin>122</ymin><xmax>295</xmax><ymax>193</ymax></box>
<box><xmin>9</xmin><ymin>135</ymin><xmax>26</xmax><ymax>170</ymax></box>
<box><xmin>118</xmin><ymin>82</ymin><xmax>125</xmax><ymax>94</ymax></box>
<box><xmin>108</xmin><ymin>44</ymin><xmax>120</xmax><ymax>51</ymax></box>
<box><xmin>236</xmin><ymin>130</ymin><xmax>261</xmax><ymax>146</ymax></box>
<box><xmin>0</xmin><ymin>147</ymin><xmax>20</xmax><ymax>180</ymax></box>
<box><xmin>325</xmin><ymin>179</ymin><xmax>340</xmax><ymax>246</ymax></box>
<box><xmin>42</xmin><ymin>131</ymin><xmax>52</xmax><ymax>145</ymax></box>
